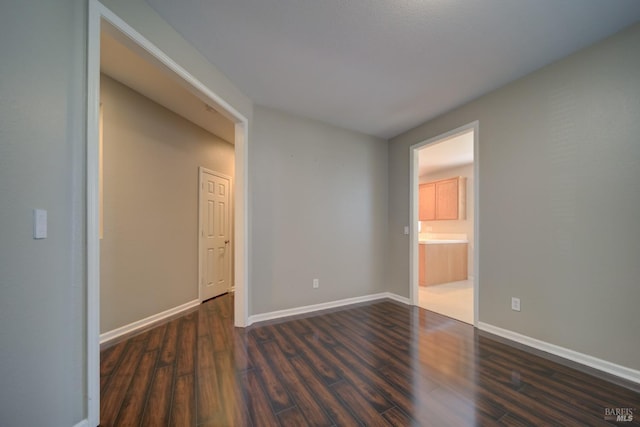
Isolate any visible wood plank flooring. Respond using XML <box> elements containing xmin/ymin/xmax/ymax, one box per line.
<box><xmin>100</xmin><ymin>294</ymin><xmax>640</xmax><ymax>426</ymax></box>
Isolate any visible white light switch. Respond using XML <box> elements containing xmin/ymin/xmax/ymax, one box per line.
<box><xmin>403</xmin><ymin>226</ymin><xmax>409</xmax><ymax>235</ymax></box>
<box><xmin>33</xmin><ymin>209</ymin><xmax>47</xmax><ymax>239</ymax></box>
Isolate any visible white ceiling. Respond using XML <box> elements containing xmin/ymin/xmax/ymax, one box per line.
<box><xmin>145</xmin><ymin>0</ymin><xmax>640</xmax><ymax>139</ymax></box>
<box><xmin>418</xmin><ymin>131</ymin><xmax>473</xmax><ymax>177</ymax></box>
<box><xmin>101</xmin><ymin>26</ymin><xmax>235</xmax><ymax>143</ymax></box>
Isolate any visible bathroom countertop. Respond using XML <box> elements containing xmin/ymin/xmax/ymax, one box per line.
<box><xmin>419</xmin><ymin>239</ymin><xmax>468</xmax><ymax>244</ymax></box>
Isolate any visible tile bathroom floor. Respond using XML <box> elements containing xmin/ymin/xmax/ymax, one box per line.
<box><xmin>419</xmin><ymin>279</ymin><xmax>474</xmax><ymax>324</ymax></box>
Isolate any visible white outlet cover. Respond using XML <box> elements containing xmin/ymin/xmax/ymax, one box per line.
<box><xmin>511</xmin><ymin>297</ymin><xmax>521</xmax><ymax>311</ymax></box>
<box><xmin>33</xmin><ymin>209</ymin><xmax>47</xmax><ymax>239</ymax></box>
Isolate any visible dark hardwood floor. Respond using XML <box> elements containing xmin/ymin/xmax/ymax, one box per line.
<box><xmin>100</xmin><ymin>294</ymin><xmax>640</xmax><ymax>426</ymax></box>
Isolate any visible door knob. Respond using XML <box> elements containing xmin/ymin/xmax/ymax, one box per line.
<box><xmin>225</xmin><ymin>240</ymin><xmax>230</xmax><ymax>244</ymax></box>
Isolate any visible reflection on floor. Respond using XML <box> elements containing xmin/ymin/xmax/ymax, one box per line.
<box><xmin>100</xmin><ymin>292</ymin><xmax>640</xmax><ymax>425</ymax></box>
<box><xmin>418</xmin><ymin>279</ymin><xmax>474</xmax><ymax>324</ymax></box>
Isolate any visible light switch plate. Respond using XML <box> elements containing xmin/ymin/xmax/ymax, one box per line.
<box><xmin>403</xmin><ymin>226</ymin><xmax>409</xmax><ymax>235</ymax></box>
<box><xmin>33</xmin><ymin>209</ymin><xmax>47</xmax><ymax>239</ymax></box>
<box><xmin>511</xmin><ymin>297</ymin><xmax>521</xmax><ymax>312</ymax></box>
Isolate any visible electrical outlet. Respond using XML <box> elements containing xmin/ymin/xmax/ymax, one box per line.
<box><xmin>33</xmin><ymin>209</ymin><xmax>47</xmax><ymax>239</ymax></box>
<box><xmin>313</xmin><ymin>278</ymin><xmax>319</xmax><ymax>289</ymax></box>
<box><xmin>511</xmin><ymin>297</ymin><xmax>521</xmax><ymax>312</ymax></box>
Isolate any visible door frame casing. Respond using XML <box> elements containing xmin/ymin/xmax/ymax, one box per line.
<box><xmin>87</xmin><ymin>1</ymin><xmax>250</xmax><ymax>425</ymax></box>
<box><xmin>198</xmin><ymin>167</ymin><xmax>233</xmax><ymax>302</ymax></box>
<box><xmin>409</xmin><ymin>121</ymin><xmax>479</xmax><ymax>326</ymax></box>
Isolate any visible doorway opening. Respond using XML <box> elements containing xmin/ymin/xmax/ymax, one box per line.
<box><xmin>410</xmin><ymin>122</ymin><xmax>479</xmax><ymax>325</ymax></box>
<box><xmin>87</xmin><ymin>1</ymin><xmax>249</xmax><ymax>425</ymax></box>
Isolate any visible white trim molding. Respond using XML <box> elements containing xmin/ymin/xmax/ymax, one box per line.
<box><xmin>100</xmin><ymin>299</ymin><xmax>200</xmax><ymax>346</ymax></box>
<box><xmin>478</xmin><ymin>322</ymin><xmax>640</xmax><ymax>385</ymax></box>
<box><xmin>73</xmin><ymin>419</ymin><xmax>89</xmax><ymax>427</ymax></box>
<box><xmin>386</xmin><ymin>293</ymin><xmax>411</xmax><ymax>305</ymax></box>
<box><xmin>248</xmin><ymin>293</ymin><xmax>410</xmax><ymax>325</ymax></box>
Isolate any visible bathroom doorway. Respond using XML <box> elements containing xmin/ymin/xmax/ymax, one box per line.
<box><xmin>410</xmin><ymin>122</ymin><xmax>478</xmax><ymax>325</ymax></box>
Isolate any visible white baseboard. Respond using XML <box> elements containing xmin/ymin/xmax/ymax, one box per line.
<box><xmin>73</xmin><ymin>419</ymin><xmax>88</xmax><ymax>427</ymax></box>
<box><xmin>386</xmin><ymin>292</ymin><xmax>411</xmax><ymax>305</ymax></box>
<box><xmin>100</xmin><ymin>299</ymin><xmax>200</xmax><ymax>345</ymax></box>
<box><xmin>478</xmin><ymin>322</ymin><xmax>640</xmax><ymax>385</ymax></box>
<box><xmin>248</xmin><ymin>292</ymin><xmax>409</xmax><ymax>325</ymax></box>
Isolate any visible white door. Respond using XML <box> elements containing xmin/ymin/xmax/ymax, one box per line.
<box><xmin>199</xmin><ymin>168</ymin><xmax>232</xmax><ymax>301</ymax></box>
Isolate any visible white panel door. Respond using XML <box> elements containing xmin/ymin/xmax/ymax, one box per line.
<box><xmin>200</xmin><ymin>169</ymin><xmax>231</xmax><ymax>301</ymax></box>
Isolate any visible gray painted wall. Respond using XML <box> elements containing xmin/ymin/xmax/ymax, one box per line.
<box><xmin>100</xmin><ymin>75</ymin><xmax>234</xmax><ymax>333</ymax></box>
<box><xmin>251</xmin><ymin>106</ymin><xmax>388</xmax><ymax>314</ymax></box>
<box><xmin>390</xmin><ymin>24</ymin><xmax>640</xmax><ymax>370</ymax></box>
<box><xmin>0</xmin><ymin>1</ymin><xmax>86</xmax><ymax>425</ymax></box>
